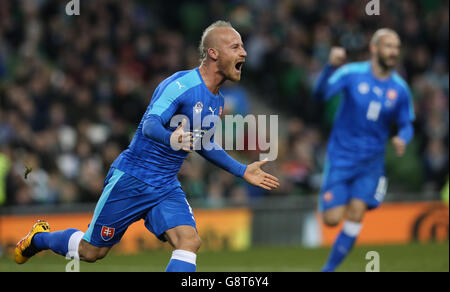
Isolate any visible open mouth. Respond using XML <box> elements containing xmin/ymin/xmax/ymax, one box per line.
<box><xmin>235</xmin><ymin>61</ymin><xmax>244</xmax><ymax>72</ymax></box>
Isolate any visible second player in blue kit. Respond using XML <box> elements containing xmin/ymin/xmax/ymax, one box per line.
<box><xmin>313</xmin><ymin>28</ymin><xmax>415</xmax><ymax>272</ymax></box>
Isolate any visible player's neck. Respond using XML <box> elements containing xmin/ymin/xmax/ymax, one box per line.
<box><xmin>199</xmin><ymin>63</ymin><xmax>225</xmax><ymax>95</ymax></box>
<box><xmin>371</xmin><ymin>59</ymin><xmax>392</xmax><ymax>80</ymax></box>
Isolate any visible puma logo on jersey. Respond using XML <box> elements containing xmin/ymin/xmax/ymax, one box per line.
<box><xmin>176</xmin><ymin>81</ymin><xmax>185</xmax><ymax>89</ymax></box>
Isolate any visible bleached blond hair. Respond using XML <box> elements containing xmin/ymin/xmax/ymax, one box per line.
<box><xmin>198</xmin><ymin>20</ymin><xmax>233</xmax><ymax>63</ymax></box>
<box><xmin>370</xmin><ymin>28</ymin><xmax>400</xmax><ymax>46</ymax></box>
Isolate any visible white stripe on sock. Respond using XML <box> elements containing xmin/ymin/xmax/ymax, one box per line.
<box><xmin>170</xmin><ymin>249</ymin><xmax>197</xmax><ymax>265</ymax></box>
<box><xmin>342</xmin><ymin>221</ymin><xmax>362</xmax><ymax>237</ymax></box>
<box><xmin>67</xmin><ymin>231</ymin><xmax>84</xmax><ymax>259</ymax></box>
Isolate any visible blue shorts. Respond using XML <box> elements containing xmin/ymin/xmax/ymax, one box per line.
<box><xmin>82</xmin><ymin>168</ymin><xmax>196</xmax><ymax>247</ymax></box>
<box><xmin>318</xmin><ymin>162</ymin><xmax>388</xmax><ymax>212</ymax></box>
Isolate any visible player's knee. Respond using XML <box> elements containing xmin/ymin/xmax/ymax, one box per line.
<box><xmin>178</xmin><ymin>233</ymin><xmax>202</xmax><ymax>253</ymax></box>
<box><xmin>78</xmin><ymin>241</ymin><xmax>109</xmax><ymax>263</ymax></box>
<box><xmin>323</xmin><ymin>212</ymin><xmax>342</xmax><ymax>227</ymax></box>
<box><xmin>346</xmin><ymin>210</ymin><xmax>364</xmax><ymax>223</ymax></box>
<box><xmin>192</xmin><ymin>234</ymin><xmax>202</xmax><ymax>251</ymax></box>
<box><xmin>81</xmin><ymin>252</ymin><xmax>98</xmax><ymax>263</ymax></box>
<box><xmin>81</xmin><ymin>249</ymin><xmax>108</xmax><ymax>263</ymax></box>
<box><xmin>346</xmin><ymin>202</ymin><xmax>366</xmax><ymax>222</ymax></box>
<box><xmin>187</xmin><ymin>234</ymin><xmax>202</xmax><ymax>252</ymax></box>
<box><xmin>323</xmin><ymin>217</ymin><xmax>341</xmax><ymax>227</ymax></box>
<box><xmin>322</xmin><ymin>206</ymin><xmax>346</xmax><ymax>227</ymax></box>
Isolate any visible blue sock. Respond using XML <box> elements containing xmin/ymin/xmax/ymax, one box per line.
<box><xmin>321</xmin><ymin>221</ymin><xmax>362</xmax><ymax>272</ymax></box>
<box><xmin>165</xmin><ymin>249</ymin><xmax>197</xmax><ymax>272</ymax></box>
<box><xmin>32</xmin><ymin>228</ymin><xmax>82</xmax><ymax>257</ymax></box>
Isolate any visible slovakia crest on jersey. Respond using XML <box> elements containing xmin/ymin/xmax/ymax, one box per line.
<box><xmin>194</xmin><ymin>101</ymin><xmax>203</xmax><ymax>114</ymax></box>
<box><xmin>101</xmin><ymin>226</ymin><xmax>115</xmax><ymax>241</ymax></box>
<box><xmin>358</xmin><ymin>82</ymin><xmax>370</xmax><ymax>95</ymax></box>
<box><xmin>323</xmin><ymin>191</ymin><xmax>334</xmax><ymax>202</ymax></box>
<box><xmin>387</xmin><ymin>89</ymin><xmax>398</xmax><ymax>100</ymax></box>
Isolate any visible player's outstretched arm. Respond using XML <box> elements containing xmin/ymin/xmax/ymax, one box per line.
<box><xmin>198</xmin><ymin>145</ymin><xmax>280</xmax><ymax>190</ymax></box>
<box><xmin>197</xmin><ymin>141</ymin><xmax>247</xmax><ymax>177</ymax></box>
<box><xmin>312</xmin><ymin>47</ymin><xmax>347</xmax><ymax>101</ymax></box>
<box><xmin>143</xmin><ymin>116</ymin><xmax>194</xmax><ymax>152</ymax></box>
<box><xmin>243</xmin><ymin>159</ymin><xmax>280</xmax><ymax>191</ymax></box>
<box><xmin>197</xmin><ymin>141</ymin><xmax>279</xmax><ymax>190</ymax></box>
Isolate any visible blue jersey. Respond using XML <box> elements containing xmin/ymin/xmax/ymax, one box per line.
<box><xmin>112</xmin><ymin>67</ymin><xmax>225</xmax><ymax>187</ymax></box>
<box><xmin>313</xmin><ymin>61</ymin><xmax>415</xmax><ymax>168</ymax></box>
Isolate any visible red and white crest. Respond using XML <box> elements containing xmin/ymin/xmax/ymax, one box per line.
<box><xmin>323</xmin><ymin>191</ymin><xmax>334</xmax><ymax>203</ymax></box>
<box><xmin>101</xmin><ymin>226</ymin><xmax>115</xmax><ymax>241</ymax></box>
<box><xmin>387</xmin><ymin>89</ymin><xmax>398</xmax><ymax>100</ymax></box>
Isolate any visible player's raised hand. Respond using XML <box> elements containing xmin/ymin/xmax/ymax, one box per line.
<box><xmin>243</xmin><ymin>159</ymin><xmax>280</xmax><ymax>191</ymax></box>
<box><xmin>329</xmin><ymin>46</ymin><xmax>346</xmax><ymax>67</ymax></box>
<box><xmin>170</xmin><ymin>119</ymin><xmax>194</xmax><ymax>153</ymax></box>
<box><xmin>392</xmin><ymin>136</ymin><xmax>406</xmax><ymax>157</ymax></box>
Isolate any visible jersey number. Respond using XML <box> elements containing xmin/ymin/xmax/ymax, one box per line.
<box><xmin>366</xmin><ymin>101</ymin><xmax>381</xmax><ymax>121</ymax></box>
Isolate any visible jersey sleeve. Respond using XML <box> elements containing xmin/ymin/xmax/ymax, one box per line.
<box><xmin>196</xmin><ymin>105</ymin><xmax>247</xmax><ymax>177</ymax></box>
<box><xmin>147</xmin><ymin>83</ymin><xmax>191</xmax><ymax>125</ymax></box>
<box><xmin>312</xmin><ymin>64</ymin><xmax>350</xmax><ymax>101</ymax></box>
<box><xmin>396</xmin><ymin>87</ymin><xmax>415</xmax><ymax>144</ymax></box>
<box><xmin>312</xmin><ymin>64</ymin><xmax>336</xmax><ymax>101</ymax></box>
<box><xmin>141</xmin><ymin>81</ymin><xmax>192</xmax><ymax>145</ymax></box>
<box><xmin>196</xmin><ymin>141</ymin><xmax>247</xmax><ymax>177</ymax></box>
<box><xmin>142</xmin><ymin>115</ymin><xmax>172</xmax><ymax>145</ymax></box>
<box><xmin>325</xmin><ymin>64</ymin><xmax>352</xmax><ymax>100</ymax></box>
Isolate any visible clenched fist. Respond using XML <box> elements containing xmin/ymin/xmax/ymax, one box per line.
<box><xmin>329</xmin><ymin>47</ymin><xmax>346</xmax><ymax>67</ymax></box>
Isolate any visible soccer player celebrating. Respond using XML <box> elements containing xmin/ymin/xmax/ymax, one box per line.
<box><xmin>14</xmin><ymin>21</ymin><xmax>279</xmax><ymax>272</ymax></box>
<box><xmin>312</xmin><ymin>28</ymin><xmax>415</xmax><ymax>272</ymax></box>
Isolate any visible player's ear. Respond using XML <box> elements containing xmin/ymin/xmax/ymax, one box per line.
<box><xmin>208</xmin><ymin>48</ymin><xmax>219</xmax><ymax>61</ymax></box>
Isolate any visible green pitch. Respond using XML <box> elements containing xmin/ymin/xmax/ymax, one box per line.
<box><xmin>1</xmin><ymin>242</ymin><xmax>448</xmax><ymax>272</ymax></box>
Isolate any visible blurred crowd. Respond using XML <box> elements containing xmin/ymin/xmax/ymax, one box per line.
<box><xmin>0</xmin><ymin>0</ymin><xmax>448</xmax><ymax>206</ymax></box>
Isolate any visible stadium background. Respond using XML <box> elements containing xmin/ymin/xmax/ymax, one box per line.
<box><xmin>0</xmin><ymin>0</ymin><xmax>448</xmax><ymax>272</ymax></box>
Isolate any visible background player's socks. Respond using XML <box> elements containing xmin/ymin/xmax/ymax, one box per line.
<box><xmin>32</xmin><ymin>228</ymin><xmax>84</xmax><ymax>258</ymax></box>
<box><xmin>321</xmin><ymin>221</ymin><xmax>362</xmax><ymax>272</ymax></box>
<box><xmin>165</xmin><ymin>249</ymin><xmax>197</xmax><ymax>272</ymax></box>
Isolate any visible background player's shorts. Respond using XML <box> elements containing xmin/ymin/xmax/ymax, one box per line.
<box><xmin>318</xmin><ymin>162</ymin><xmax>388</xmax><ymax>212</ymax></box>
<box><xmin>82</xmin><ymin>167</ymin><xmax>196</xmax><ymax>247</ymax></box>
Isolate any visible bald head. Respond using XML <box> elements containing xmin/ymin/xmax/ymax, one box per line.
<box><xmin>198</xmin><ymin>21</ymin><xmax>247</xmax><ymax>82</ymax></box>
<box><xmin>370</xmin><ymin>28</ymin><xmax>401</xmax><ymax>71</ymax></box>
<box><xmin>199</xmin><ymin>21</ymin><xmax>237</xmax><ymax>63</ymax></box>
<box><xmin>370</xmin><ymin>28</ymin><xmax>400</xmax><ymax>46</ymax></box>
